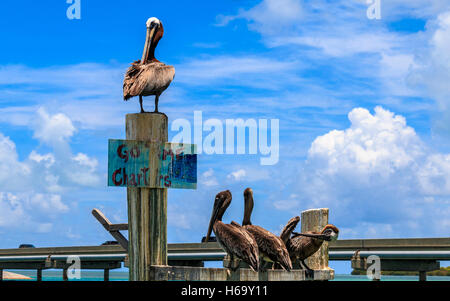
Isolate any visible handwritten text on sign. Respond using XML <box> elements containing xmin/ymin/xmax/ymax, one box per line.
<box><xmin>108</xmin><ymin>139</ymin><xmax>197</xmax><ymax>189</ymax></box>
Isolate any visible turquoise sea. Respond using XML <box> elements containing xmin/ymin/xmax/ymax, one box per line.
<box><xmin>3</xmin><ymin>270</ymin><xmax>450</xmax><ymax>281</ymax></box>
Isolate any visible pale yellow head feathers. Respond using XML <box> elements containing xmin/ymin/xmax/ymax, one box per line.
<box><xmin>146</xmin><ymin>17</ymin><xmax>161</xmax><ymax>28</ymax></box>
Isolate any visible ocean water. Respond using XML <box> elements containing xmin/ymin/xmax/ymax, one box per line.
<box><xmin>4</xmin><ymin>270</ymin><xmax>129</xmax><ymax>281</ymax></box>
<box><xmin>3</xmin><ymin>270</ymin><xmax>450</xmax><ymax>281</ymax></box>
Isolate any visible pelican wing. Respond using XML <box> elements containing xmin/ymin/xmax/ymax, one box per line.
<box><xmin>123</xmin><ymin>62</ymin><xmax>175</xmax><ymax>100</ymax></box>
<box><xmin>280</xmin><ymin>216</ymin><xmax>300</xmax><ymax>244</ymax></box>
<box><xmin>287</xmin><ymin>231</ymin><xmax>324</xmax><ymax>261</ymax></box>
<box><xmin>123</xmin><ymin>61</ymin><xmax>146</xmax><ymax>100</ymax></box>
<box><xmin>245</xmin><ymin>224</ymin><xmax>292</xmax><ymax>271</ymax></box>
<box><xmin>214</xmin><ymin>221</ymin><xmax>259</xmax><ymax>271</ymax></box>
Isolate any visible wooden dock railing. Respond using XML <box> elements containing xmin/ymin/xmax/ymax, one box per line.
<box><xmin>1</xmin><ymin>237</ymin><xmax>449</xmax><ymax>281</ymax></box>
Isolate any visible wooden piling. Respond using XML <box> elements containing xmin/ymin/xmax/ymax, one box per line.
<box><xmin>37</xmin><ymin>269</ymin><xmax>42</xmax><ymax>281</ymax></box>
<box><xmin>63</xmin><ymin>268</ymin><xmax>68</xmax><ymax>281</ymax></box>
<box><xmin>301</xmin><ymin>208</ymin><xmax>330</xmax><ymax>270</ymax></box>
<box><xmin>419</xmin><ymin>271</ymin><xmax>427</xmax><ymax>281</ymax></box>
<box><xmin>126</xmin><ymin>113</ymin><xmax>168</xmax><ymax>281</ymax></box>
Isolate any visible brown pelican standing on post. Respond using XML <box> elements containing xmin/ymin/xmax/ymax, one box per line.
<box><xmin>123</xmin><ymin>17</ymin><xmax>175</xmax><ymax>113</ymax></box>
<box><xmin>242</xmin><ymin>188</ymin><xmax>292</xmax><ymax>271</ymax></box>
<box><xmin>280</xmin><ymin>216</ymin><xmax>339</xmax><ymax>277</ymax></box>
<box><xmin>205</xmin><ymin>190</ymin><xmax>260</xmax><ymax>272</ymax></box>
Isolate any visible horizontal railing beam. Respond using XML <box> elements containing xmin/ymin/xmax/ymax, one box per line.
<box><xmin>329</xmin><ymin>237</ymin><xmax>450</xmax><ymax>251</ymax></box>
<box><xmin>1</xmin><ymin>251</ymin><xmax>450</xmax><ymax>264</ymax></box>
<box><xmin>0</xmin><ymin>245</ymin><xmax>125</xmax><ymax>257</ymax></box>
<box><xmin>0</xmin><ymin>237</ymin><xmax>448</xmax><ymax>263</ymax></box>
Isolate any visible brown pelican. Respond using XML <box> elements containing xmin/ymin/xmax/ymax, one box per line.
<box><xmin>280</xmin><ymin>217</ymin><xmax>339</xmax><ymax>276</ymax></box>
<box><xmin>205</xmin><ymin>190</ymin><xmax>260</xmax><ymax>272</ymax></box>
<box><xmin>242</xmin><ymin>188</ymin><xmax>292</xmax><ymax>271</ymax></box>
<box><xmin>123</xmin><ymin>17</ymin><xmax>175</xmax><ymax>113</ymax></box>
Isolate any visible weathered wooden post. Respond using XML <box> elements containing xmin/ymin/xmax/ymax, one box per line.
<box><xmin>104</xmin><ymin>268</ymin><xmax>110</xmax><ymax>281</ymax></box>
<box><xmin>63</xmin><ymin>268</ymin><xmax>68</xmax><ymax>281</ymax></box>
<box><xmin>126</xmin><ymin>113</ymin><xmax>168</xmax><ymax>281</ymax></box>
<box><xmin>108</xmin><ymin>113</ymin><xmax>197</xmax><ymax>281</ymax></box>
<box><xmin>37</xmin><ymin>269</ymin><xmax>42</xmax><ymax>281</ymax></box>
<box><xmin>301</xmin><ymin>208</ymin><xmax>330</xmax><ymax>270</ymax></box>
<box><xmin>419</xmin><ymin>270</ymin><xmax>427</xmax><ymax>281</ymax></box>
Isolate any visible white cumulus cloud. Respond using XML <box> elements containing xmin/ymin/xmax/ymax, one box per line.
<box><xmin>308</xmin><ymin>106</ymin><xmax>424</xmax><ymax>177</ymax></box>
<box><xmin>289</xmin><ymin>106</ymin><xmax>450</xmax><ymax>238</ymax></box>
<box><xmin>33</xmin><ymin>107</ymin><xmax>76</xmax><ymax>146</ymax></box>
<box><xmin>200</xmin><ymin>168</ymin><xmax>219</xmax><ymax>187</ymax></box>
<box><xmin>227</xmin><ymin>169</ymin><xmax>247</xmax><ymax>181</ymax></box>
<box><xmin>0</xmin><ymin>109</ymin><xmax>101</xmax><ymax>232</ymax></box>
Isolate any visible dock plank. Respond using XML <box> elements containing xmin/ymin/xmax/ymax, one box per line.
<box><xmin>149</xmin><ymin>266</ymin><xmax>334</xmax><ymax>281</ymax></box>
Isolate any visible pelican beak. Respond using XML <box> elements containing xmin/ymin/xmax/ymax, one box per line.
<box><xmin>141</xmin><ymin>22</ymin><xmax>158</xmax><ymax>64</ymax></box>
<box><xmin>205</xmin><ymin>197</ymin><xmax>222</xmax><ymax>242</ymax></box>
<box><xmin>292</xmin><ymin>232</ymin><xmax>330</xmax><ymax>241</ymax></box>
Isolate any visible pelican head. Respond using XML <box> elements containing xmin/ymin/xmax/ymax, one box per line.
<box><xmin>146</xmin><ymin>17</ymin><xmax>161</xmax><ymax>28</ymax></box>
<box><xmin>205</xmin><ymin>190</ymin><xmax>232</xmax><ymax>242</ymax></box>
<box><xmin>141</xmin><ymin>17</ymin><xmax>164</xmax><ymax>64</ymax></box>
<box><xmin>321</xmin><ymin>224</ymin><xmax>339</xmax><ymax>242</ymax></box>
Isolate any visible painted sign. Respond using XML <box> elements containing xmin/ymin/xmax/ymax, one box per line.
<box><xmin>108</xmin><ymin>139</ymin><xmax>197</xmax><ymax>189</ymax></box>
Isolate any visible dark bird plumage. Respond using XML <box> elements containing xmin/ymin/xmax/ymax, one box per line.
<box><xmin>281</xmin><ymin>217</ymin><xmax>339</xmax><ymax>274</ymax></box>
<box><xmin>205</xmin><ymin>190</ymin><xmax>260</xmax><ymax>272</ymax></box>
<box><xmin>123</xmin><ymin>17</ymin><xmax>175</xmax><ymax>113</ymax></box>
<box><xmin>242</xmin><ymin>188</ymin><xmax>292</xmax><ymax>272</ymax></box>
<box><xmin>280</xmin><ymin>216</ymin><xmax>300</xmax><ymax>245</ymax></box>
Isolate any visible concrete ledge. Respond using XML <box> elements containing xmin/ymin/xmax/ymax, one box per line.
<box><xmin>149</xmin><ymin>265</ymin><xmax>334</xmax><ymax>281</ymax></box>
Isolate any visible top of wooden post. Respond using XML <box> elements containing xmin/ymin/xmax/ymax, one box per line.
<box><xmin>126</xmin><ymin>113</ymin><xmax>168</xmax><ymax>142</ymax></box>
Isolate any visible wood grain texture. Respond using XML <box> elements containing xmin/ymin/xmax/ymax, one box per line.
<box><xmin>301</xmin><ymin>208</ymin><xmax>330</xmax><ymax>270</ymax></box>
<box><xmin>126</xmin><ymin>113</ymin><xmax>168</xmax><ymax>281</ymax></box>
<box><xmin>148</xmin><ymin>266</ymin><xmax>334</xmax><ymax>281</ymax></box>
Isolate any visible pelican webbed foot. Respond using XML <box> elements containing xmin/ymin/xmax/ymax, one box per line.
<box><xmin>300</xmin><ymin>260</ymin><xmax>315</xmax><ymax>279</ymax></box>
<box><xmin>231</xmin><ymin>258</ymin><xmax>241</xmax><ymax>271</ymax></box>
<box><xmin>258</xmin><ymin>260</ymin><xmax>271</xmax><ymax>272</ymax></box>
<box><xmin>305</xmin><ymin>269</ymin><xmax>315</xmax><ymax>279</ymax></box>
<box><xmin>223</xmin><ymin>254</ymin><xmax>232</xmax><ymax>269</ymax></box>
<box><xmin>223</xmin><ymin>254</ymin><xmax>241</xmax><ymax>271</ymax></box>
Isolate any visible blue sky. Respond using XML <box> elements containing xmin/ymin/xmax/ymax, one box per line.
<box><xmin>1</xmin><ymin>0</ymin><xmax>450</xmax><ymax>274</ymax></box>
